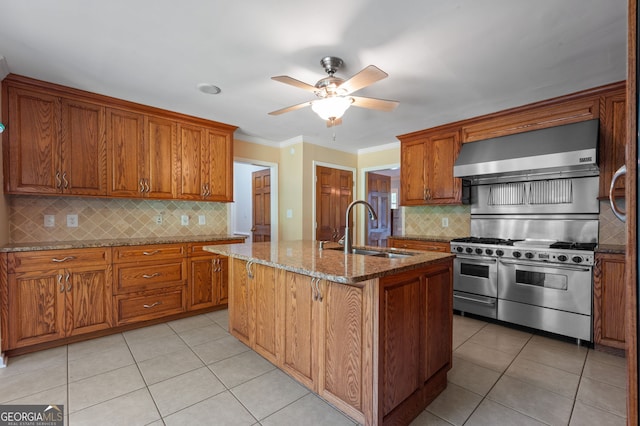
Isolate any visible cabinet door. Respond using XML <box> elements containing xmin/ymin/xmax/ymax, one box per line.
<box><xmin>252</xmin><ymin>263</ymin><xmax>279</xmax><ymax>364</ymax></box>
<box><xmin>423</xmin><ymin>264</ymin><xmax>452</xmax><ymax>379</ymax></box>
<box><xmin>594</xmin><ymin>253</ymin><xmax>626</xmax><ymax>349</ymax></box>
<box><xmin>188</xmin><ymin>256</ymin><xmax>220</xmax><ymax>310</ymax></box>
<box><xmin>217</xmin><ymin>256</ymin><xmax>229</xmax><ymax>304</ymax></box>
<box><xmin>60</xmin><ymin>98</ymin><xmax>107</xmax><ymax>196</ymax></box>
<box><xmin>400</xmin><ymin>139</ymin><xmax>427</xmax><ymax>205</ymax></box>
<box><xmin>388</xmin><ymin>238</ymin><xmax>450</xmax><ymax>253</ymax></box>
<box><xmin>107</xmin><ymin>108</ymin><xmax>145</xmax><ymax>197</ymax></box>
<box><xmin>426</xmin><ymin>130</ymin><xmax>461</xmax><ymax>204</ymax></box>
<box><xmin>599</xmin><ymin>90</ymin><xmax>627</xmax><ymax>199</ymax></box>
<box><xmin>145</xmin><ymin>115</ymin><xmax>177</xmax><ymax>199</ymax></box>
<box><xmin>6</xmin><ymin>86</ymin><xmax>61</xmax><ymax>194</ymax></box>
<box><xmin>229</xmin><ymin>258</ymin><xmax>251</xmax><ymax>345</ymax></box>
<box><xmin>66</xmin><ymin>264</ymin><xmax>113</xmax><ymax>336</ymax></box>
<box><xmin>281</xmin><ymin>271</ymin><xmax>317</xmax><ymax>390</ymax></box>
<box><xmin>177</xmin><ymin>124</ymin><xmax>207</xmax><ymax>200</ymax></box>
<box><xmin>206</xmin><ymin>129</ymin><xmax>233</xmax><ymax>201</ymax></box>
<box><xmin>7</xmin><ymin>269</ymin><xmax>66</xmax><ymax>349</ymax></box>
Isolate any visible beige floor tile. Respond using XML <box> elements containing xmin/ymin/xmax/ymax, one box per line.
<box><xmin>261</xmin><ymin>393</ymin><xmax>355</xmax><ymax>426</ymax></box>
<box><xmin>69</xmin><ymin>388</ymin><xmax>160</xmax><ymax>426</ymax></box>
<box><xmin>177</xmin><ymin>323</ymin><xmax>229</xmax><ymax>347</ymax></box>
<box><xmin>163</xmin><ymin>390</ymin><xmax>256</xmax><ymax>426</ymax></box>
<box><xmin>569</xmin><ymin>400</ymin><xmax>626</xmax><ymax>426</ymax></box>
<box><xmin>488</xmin><ymin>375</ymin><xmax>573</xmax><ymax>425</ymax></box>
<box><xmin>231</xmin><ymin>369</ymin><xmax>309</xmax><ymax>420</ymax></box>
<box><xmin>0</xmin><ymin>346</ymin><xmax>67</xmax><ymax>378</ymax></box>
<box><xmin>587</xmin><ymin>349</ymin><xmax>626</xmax><ymax>369</ymax></box>
<box><xmin>409</xmin><ymin>410</ymin><xmax>455</xmax><ymax>425</ymax></box>
<box><xmin>465</xmin><ymin>399</ymin><xmax>546</xmax><ymax>426</ymax></box>
<box><xmin>68</xmin><ymin>364</ymin><xmax>146</xmax><ymax>413</ymax></box>
<box><xmin>468</xmin><ymin>323</ymin><xmax>532</xmax><ymax>356</ymax></box>
<box><xmin>209</xmin><ymin>350</ymin><xmax>276</xmax><ymax>388</ymax></box>
<box><xmin>68</xmin><ymin>344</ymin><xmax>135</xmax><ymax>382</ymax></box>
<box><xmin>67</xmin><ymin>333</ymin><xmax>127</xmax><ymax>361</ymax></box>
<box><xmin>447</xmin><ymin>355</ymin><xmax>501</xmax><ymax>396</ymax></box>
<box><xmin>148</xmin><ymin>367</ymin><xmax>226</xmax><ymax>417</ymax></box>
<box><xmin>453</xmin><ymin>341</ymin><xmax>516</xmax><ymax>373</ymax></box>
<box><xmin>167</xmin><ymin>314</ymin><xmax>215</xmax><ymax>333</ymax></box>
<box><xmin>426</xmin><ymin>382</ymin><xmax>483</xmax><ymax>426</ymax></box>
<box><xmin>583</xmin><ymin>354</ymin><xmax>627</xmax><ymax>389</ymax></box>
<box><xmin>123</xmin><ymin>322</ymin><xmax>176</xmax><ymax>343</ymax></box>
<box><xmin>506</xmin><ymin>356</ymin><xmax>580</xmax><ymax>398</ymax></box>
<box><xmin>137</xmin><ymin>347</ymin><xmax>204</xmax><ymax>385</ymax></box>
<box><xmin>191</xmin><ymin>334</ymin><xmax>251</xmax><ymax>365</ymax></box>
<box><xmin>518</xmin><ymin>336</ymin><xmax>587</xmax><ymax>375</ymax></box>
<box><xmin>7</xmin><ymin>384</ymin><xmax>67</xmax><ymax>407</ymax></box>
<box><xmin>576</xmin><ymin>376</ymin><xmax>627</xmax><ymax>417</ymax></box>
<box><xmin>0</xmin><ymin>362</ymin><xmax>68</xmax><ymax>403</ymax></box>
<box><xmin>126</xmin><ymin>333</ymin><xmax>189</xmax><ymax>362</ymax></box>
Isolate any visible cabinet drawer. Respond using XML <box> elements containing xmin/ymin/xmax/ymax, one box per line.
<box><xmin>116</xmin><ymin>288</ymin><xmax>185</xmax><ymax>325</ymax></box>
<box><xmin>188</xmin><ymin>239</ymin><xmax>243</xmax><ymax>256</ymax></box>
<box><xmin>113</xmin><ymin>244</ymin><xmax>186</xmax><ymax>263</ymax></box>
<box><xmin>8</xmin><ymin>248</ymin><xmax>111</xmax><ymax>272</ymax></box>
<box><xmin>389</xmin><ymin>239</ymin><xmax>450</xmax><ymax>253</ymax></box>
<box><xmin>114</xmin><ymin>260</ymin><xmax>186</xmax><ymax>293</ymax></box>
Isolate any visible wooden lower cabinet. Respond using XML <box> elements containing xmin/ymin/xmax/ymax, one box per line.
<box><xmin>4</xmin><ymin>248</ymin><xmax>112</xmax><ymax>349</ymax></box>
<box><xmin>228</xmin><ymin>258</ymin><xmax>453</xmax><ymax>425</ymax></box>
<box><xmin>388</xmin><ymin>237</ymin><xmax>450</xmax><ymax>253</ymax></box>
<box><xmin>594</xmin><ymin>252</ymin><xmax>626</xmax><ymax>349</ymax></box>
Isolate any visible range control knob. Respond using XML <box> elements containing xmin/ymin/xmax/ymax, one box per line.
<box><xmin>513</xmin><ymin>251</ymin><xmax>522</xmax><ymax>258</ymax></box>
<box><xmin>572</xmin><ymin>256</ymin><xmax>583</xmax><ymax>264</ymax></box>
<box><xmin>465</xmin><ymin>247</ymin><xmax>473</xmax><ymax>254</ymax></box>
<box><xmin>456</xmin><ymin>246</ymin><xmax>464</xmax><ymax>253</ymax></box>
<box><xmin>496</xmin><ymin>249</ymin><xmax>504</xmax><ymax>257</ymax></box>
<box><xmin>485</xmin><ymin>249</ymin><xmax>494</xmax><ymax>256</ymax></box>
<box><xmin>475</xmin><ymin>248</ymin><xmax>483</xmax><ymax>255</ymax></box>
<box><xmin>558</xmin><ymin>255</ymin><xmax>568</xmax><ymax>262</ymax></box>
<box><xmin>525</xmin><ymin>252</ymin><xmax>534</xmax><ymax>259</ymax></box>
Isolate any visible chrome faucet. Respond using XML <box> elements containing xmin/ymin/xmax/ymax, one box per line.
<box><xmin>343</xmin><ymin>200</ymin><xmax>378</xmax><ymax>254</ymax></box>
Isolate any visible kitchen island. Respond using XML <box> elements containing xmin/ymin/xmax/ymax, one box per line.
<box><xmin>205</xmin><ymin>240</ymin><xmax>454</xmax><ymax>426</ymax></box>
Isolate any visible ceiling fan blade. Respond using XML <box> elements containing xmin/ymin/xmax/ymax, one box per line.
<box><xmin>271</xmin><ymin>76</ymin><xmax>318</xmax><ymax>92</ymax></box>
<box><xmin>338</xmin><ymin>65</ymin><xmax>388</xmax><ymax>94</ymax></box>
<box><xmin>268</xmin><ymin>101</ymin><xmax>311</xmax><ymax>115</ymax></box>
<box><xmin>326</xmin><ymin>117</ymin><xmax>343</xmax><ymax>127</ymax></box>
<box><xmin>351</xmin><ymin>96</ymin><xmax>399</xmax><ymax>112</ymax></box>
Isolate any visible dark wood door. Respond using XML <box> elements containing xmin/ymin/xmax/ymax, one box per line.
<box><xmin>252</xmin><ymin>168</ymin><xmax>271</xmax><ymax>242</ymax></box>
<box><xmin>367</xmin><ymin>173</ymin><xmax>391</xmax><ymax>247</ymax></box>
<box><xmin>316</xmin><ymin>166</ymin><xmax>353</xmax><ymax>242</ymax></box>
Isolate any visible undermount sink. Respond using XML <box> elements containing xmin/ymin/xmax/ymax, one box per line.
<box><xmin>325</xmin><ymin>246</ymin><xmax>415</xmax><ymax>259</ymax></box>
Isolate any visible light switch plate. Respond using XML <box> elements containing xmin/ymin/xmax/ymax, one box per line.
<box><xmin>442</xmin><ymin>217</ymin><xmax>449</xmax><ymax>228</ymax></box>
<box><xmin>44</xmin><ymin>215</ymin><xmax>55</xmax><ymax>227</ymax></box>
<box><xmin>67</xmin><ymin>214</ymin><xmax>78</xmax><ymax>228</ymax></box>
<box><xmin>198</xmin><ymin>215</ymin><xmax>206</xmax><ymax>225</ymax></box>
<box><xmin>181</xmin><ymin>215</ymin><xmax>189</xmax><ymax>226</ymax></box>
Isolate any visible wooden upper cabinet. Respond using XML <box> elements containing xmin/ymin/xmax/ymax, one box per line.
<box><xmin>599</xmin><ymin>89</ymin><xmax>627</xmax><ymax>199</ymax></box>
<box><xmin>177</xmin><ymin>123</ymin><xmax>234</xmax><ymax>202</ymax></box>
<box><xmin>399</xmin><ymin>129</ymin><xmax>462</xmax><ymax>205</ymax></box>
<box><xmin>145</xmin><ymin>115</ymin><xmax>177</xmax><ymax>199</ymax></box>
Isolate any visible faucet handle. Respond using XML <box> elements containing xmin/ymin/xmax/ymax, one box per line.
<box><xmin>338</xmin><ymin>235</ymin><xmax>345</xmax><ymax>245</ymax></box>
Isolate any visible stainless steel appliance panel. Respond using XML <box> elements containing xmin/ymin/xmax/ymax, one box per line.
<box><xmin>453</xmin><ymin>255</ymin><xmax>498</xmax><ymax>297</ymax></box>
<box><xmin>453</xmin><ymin>291</ymin><xmax>497</xmax><ymax>319</ymax></box>
<box><xmin>498</xmin><ymin>299</ymin><xmax>592</xmax><ymax>341</ymax></box>
<box><xmin>470</xmin><ymin>216</ymin><xmax>599</xmax><ymax>243</ymax></box>
<box><xmin>498</xmin><ymin>259</ymin><xmax>592</xmax><ymax>315</ymax></box>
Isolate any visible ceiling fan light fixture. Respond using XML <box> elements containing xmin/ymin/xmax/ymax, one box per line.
<box><xmin>311</xmin><ymin>96</ymin><xmax>353</xmax><ymax>120</ymax></box>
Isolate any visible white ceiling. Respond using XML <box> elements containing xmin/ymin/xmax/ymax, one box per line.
<box><xmin>0</xmin><ymin>0</ymin><xmax>627</xmax><ymax>153</ymax></box>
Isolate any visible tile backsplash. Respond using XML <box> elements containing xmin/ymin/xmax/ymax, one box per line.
<box><xmin>9</xmin><ymin>196</ymin><xmax>228</xmax><ymax>243</ymax></box>
<box><xmin>403</xmin><ymin>204</ymin><xmax>471</xmax><ymax>238</ymax></box>
<box><xmin>599</xmin><ymin>200</ymin><xmax>626</xmax><ymax>245</ymax></box>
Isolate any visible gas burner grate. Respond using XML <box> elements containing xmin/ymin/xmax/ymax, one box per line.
<box><xmin>549</xmin><ymin>241</ymin><xmax>597</xmax><ymax>251</ymax></box>
<box><xmin>451</xmin><ymin>237</ymin><xmax>522</xmax><ymax>246</ymax></box>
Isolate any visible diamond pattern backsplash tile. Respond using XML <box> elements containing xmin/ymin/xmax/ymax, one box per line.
<box><xmin>599</xmin><ymin>200</ymin><xmax>626</xmax><ymax>245</ymax></box>
<box><xmin>9</xmin><ymin>196</ymin><xmax>228</xmax><ymax>243</ymax></box>
<box><xmin>403</xmin><ymin>204</ymin><xmax>471</xmax><ymax>238</ymax></box>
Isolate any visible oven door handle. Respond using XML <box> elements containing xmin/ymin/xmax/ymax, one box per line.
<box><xmin>455</xmin><ymin>255</ymin><xmax>497</xmax><ymax>263</ymax></box>
<box><xmin>498</xmin><ymin>258</ymin><xmax>591</xmax><ymax>272</ymax></box>
<box><xmin>453</xmin><ymin>294</ymin><xmax>496</xmax><ymax>306</ymax></box>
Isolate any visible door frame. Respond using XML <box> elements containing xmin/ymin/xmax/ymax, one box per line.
<box><xmin>360</xmin><ymin>163</ymin><xmax>401</xmax><ymax>246</ymax></box>
<box><xmin>231</xmin><ymin>158</ymin><xmax>279</xmax><ymax>243</ymax></box>
<box><xmin>312</xmin><ymin>161</ymin><xmax>356</xmax><ymax>242</ymax></box>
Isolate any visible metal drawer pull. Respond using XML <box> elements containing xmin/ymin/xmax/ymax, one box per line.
<box><xmin>314</xmin><ymin>278</ymin><xmax>323</xmax><ymax>302</ymax></box>
<box><xmin>52</xmin><ymin>256</ymin><xmax>76</xmax><ymax>263</ymax></box>
<box><xmin>66</xmin><ymin>272</ymin><xmax>71</xmax><ymax>291</ymax></box>
<box><xmin>62</xmin><ymin>172</ymin><xmax>69</xmax><ymax>189</ymax></box>
<box><xmin>453</xmin><ymin>294</ymin><xmax>496</xmax><ymax>306</ymax></box>
<box><xmin>56</xmin><ymin>171</ymin><xmax>62</xmax><ymax>189</ymax></box>
<box><xmin>609</xmin><ymin>164</ymin><xmax>626</xmax><ymax>222</ymax></box>
<box><xmin>142</xmin><ymin>250</ymin><xmax>160</xmax><ymax>256</ymax></box>
<box><xmin>58</xmin><ymin>274</ymin><xmax>64</xmax><ymax>293</ymax></box>
<box><xmin>246</xmin><ymin>260</ymin><xmax>254</xmax><ymax>279</ymax></box>
<box><xmin>142</xmin><ymin>273</ymin><xmax>160</xmax><ymax>279</ymax></box>
<box><xmin>143</xmin><ymin>301</ymin><xmax>162</xmax><ymax>309</ymax></box>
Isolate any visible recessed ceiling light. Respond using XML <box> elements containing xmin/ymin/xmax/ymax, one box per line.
<box><xmin>197</xmin><ymin>83</ymin><xmax>221</xmax><ymax>95</ymax></box>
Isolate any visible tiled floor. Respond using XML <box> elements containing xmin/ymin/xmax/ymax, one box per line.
<box><xmin>0</xmin><ymin>311</ymin><xmax>628</xmax><ymax>425</ymax></box>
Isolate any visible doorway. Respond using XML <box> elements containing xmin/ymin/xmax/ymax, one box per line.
<box><xmin>232</xmin><ymin>161</ymin><xmax>278</xmax><ymax>243</ymax></box>
<box><xmin>364</xmin><ymin>168</ymin><xmax>401</xmax><ymax>246</ymax></box>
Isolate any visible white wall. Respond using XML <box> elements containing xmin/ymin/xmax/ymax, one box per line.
<box><xmin>233</xmin><ymin>162</ymin><xmax>268</xmax><ymax>243</ymax></box>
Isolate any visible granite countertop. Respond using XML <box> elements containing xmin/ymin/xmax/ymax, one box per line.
<box><xmin>0</xmin><ymin>234</ymin><xmax>246</xmax><ymax>253</ymax></box>
<box><xmin>389</xmin><ymin>235</ymin><xmax>453</xmax><ymax>243</ymax></box>
<box><xmin>204</xmin><ymin>240</ymin><xmax>454</xmax><ymax>284</ymax></box>
<box><xmin>596</xmin><ymin>244</ymin><xmax>626</xmax><ymax>254</ymax></box>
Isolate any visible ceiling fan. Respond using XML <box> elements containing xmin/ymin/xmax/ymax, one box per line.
<box><xmin>268</xmin><ymin>56</ymin><xmax>399</xmax><ymax>127</ymax></box>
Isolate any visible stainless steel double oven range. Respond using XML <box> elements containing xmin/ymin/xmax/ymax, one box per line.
<box><xmin>451</xmin><ymin>119</ymin><xmax>600</xmax><ymax>343</ymax></box>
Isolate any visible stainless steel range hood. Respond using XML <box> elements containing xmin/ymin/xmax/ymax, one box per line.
<box><xmin>454</xmin><ymin>119</ymin><xmax>599</xmax><ymax>183</ymax></box>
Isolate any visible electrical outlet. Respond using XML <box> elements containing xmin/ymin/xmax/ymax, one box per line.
<box><xmin>442</xmin><ymin>217</ymin><xmax>449</xmax><ymax>228</ymax></box>
<box><xmin>67</xmin><ymin>214</ymin><xmax>79</xmax><ymax>228</ymax></box>
<box><xmin>154</xmin><ymin>215</ymin><xmax>163</xmax><ymax>225</ymax></box>
<box><xmin>44</xmin><ymin>215</ymin><xmax>55</xmax><ymax>227</ymax></box>
<box><xmin>181</xmin><ymin>215</ymin><xmax>189</xmax><ymax>226</ymax></box>
<box><xmin>198</xmin><ymin>215</ymin><xmax>206</xmax><ymax>225</ymax></box>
